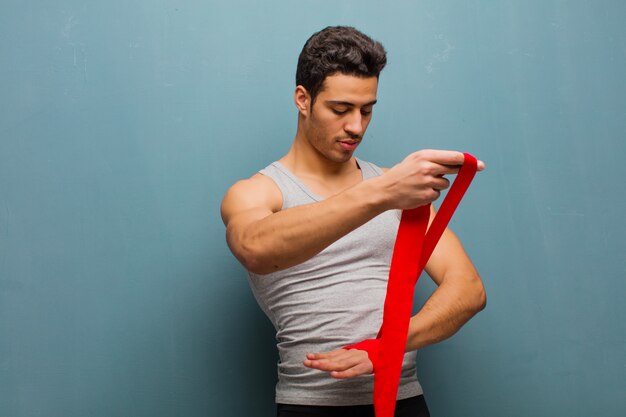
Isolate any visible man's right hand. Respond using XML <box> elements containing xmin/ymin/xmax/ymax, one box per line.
<box><xmin>375</xmin><ymin>150</ymin><xmax>485</xmax><ymax>211</ymax></box>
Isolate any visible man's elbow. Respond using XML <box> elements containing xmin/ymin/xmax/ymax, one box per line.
<box><xmin>231</xmin><ymin>239</ymin><xmax>279</xmax><ymax>276</ymax></box>
<box><xmin>231</xmin><ymin>242</ymin><xmax>273</xmax><ymax>275</ymax></box>
<box><xmin>471</xmin><ymin>275</ymin><xmax>487</xmax><ymax>313</ymax></box>
<box><xmin>226</xmin><ymin>226</ymin><xmax>271</xmax><ymax>275</ymax></box>
<box><xmin>240</xmin><ymin>253</ymin><xmax>278</xmax><ymax>276</ymax></box>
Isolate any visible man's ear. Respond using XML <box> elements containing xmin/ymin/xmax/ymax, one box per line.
<box><xmin>294</xmin><ymin>85</ymin><xmax>311</xmax><ymax>117</ymax></box>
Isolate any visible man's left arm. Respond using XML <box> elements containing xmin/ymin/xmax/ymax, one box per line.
<box><xmin>405</xmin><ymin>205</ymin><xmax>486</xmax><ymax>351</ymax></box>
<box><xmin>304</xmin><ymin>206</ymin><xmax>486</xmax><ymax>378</ymax></box>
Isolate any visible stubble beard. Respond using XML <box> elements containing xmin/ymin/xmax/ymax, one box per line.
<box><xmin>308</xmin><ymin>122</ymin><xmax>360</xmax><ymax>164</ymax></box>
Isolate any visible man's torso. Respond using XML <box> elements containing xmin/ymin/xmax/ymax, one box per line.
<box><xmin>246</xmin><ymin>158</ymin><xmax>422</xmax><ymax>406</ymax></box>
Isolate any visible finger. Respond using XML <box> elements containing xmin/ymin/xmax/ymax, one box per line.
<box><xmin>439</xmin><ymin>164</ymin><xmax>462</xmax><ymax>174</ymax></box>
<box><xmin>306</xmin><ymin>349</ymin><xmax>345</xmax><ymax>360</ymax></box>
<box><xmin>419</xmin><ymin>150</ymin><xmax>466</xmax><ymax>167</ymax></box>
<box><xmin>304</xmin><ymin>351</ymin><xmax>366</xmax><ymax>372</ymax></box>
<box><xmin>436</xmin><ymin>158</ymin><xmax>486</xmax><ymax>175</ymax></box>
<box><xmin>330</xmin><ymin>362</ymin><xmax>373</xmax><ymax>379</ymax></box>
<box><xmin>304</xmin><ymin>358</ymin><xmax>352</xmax><ymax>372</ymax></box>
<box><xmin>416</xmin><ymin>150</ymin><xmax>486</xmax><ymax>173</ymax></box>
<box><xmin>431</xmin><ymin>176</ymin><xmax>451</xmax><ymax>191</ymax></box>
<box><xmin>306</xmin><ymin>355</ymin><xmax>357</xmax><ymax>372</ymax></box>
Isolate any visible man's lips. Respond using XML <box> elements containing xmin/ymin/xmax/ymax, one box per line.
<box><xmin>337</xmin><ymin>136</ymin><xmax>361</xmax><ymax>144</ymax></box>
<box><xmin>338</xmin><ymin>140</ymin><xmax>360</xmax><ymax>150</ymax></box>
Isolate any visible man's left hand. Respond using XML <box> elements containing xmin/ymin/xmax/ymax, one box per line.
<box><xmin>304</xmin><ymin>348</ymin><xmax>373</xmax><ymax>379</ymax></box>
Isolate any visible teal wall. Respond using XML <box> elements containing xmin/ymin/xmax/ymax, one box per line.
<box><xmin>1</xmin><ymin>1</ymin><xmax>624</xmax><ymax>416</ymax></box>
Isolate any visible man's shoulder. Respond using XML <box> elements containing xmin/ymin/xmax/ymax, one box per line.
<box><xmin>227</xmin><ymin>171</ymin><xmax>280</xmax><ymax>198</ymax></box>
<box><xmin>221</xmin><ymin>169</ymin><xmax>283</xmax><ymax>221</ymax></box>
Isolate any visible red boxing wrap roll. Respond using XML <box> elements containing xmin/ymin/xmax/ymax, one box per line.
<box><xmin>344</xmin><ymin>153</ymin><xmax>478</xmax><ymax>417</ymax></box>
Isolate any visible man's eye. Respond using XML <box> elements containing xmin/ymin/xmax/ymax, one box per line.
<box><xmin>332</xmin><ymin>109</ymin><xmax>348</xmax><ymax>115</ymax></box>
<box><xmin>361</xmin><ymin>109</ymin><xmax>372</xmax><ymax>116</ymax></box>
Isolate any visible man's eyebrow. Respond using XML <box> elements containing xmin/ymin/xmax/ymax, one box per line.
<box><xmin>325</xmin><ymin>100</ymin><xmax>378</xmax><ymax>107</ymax></box>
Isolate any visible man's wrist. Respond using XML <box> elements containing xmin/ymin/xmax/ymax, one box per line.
<box><xmin>356</xmin><ymin>176</ymin><xmax>391</xmax><ymax>213</ymax></box>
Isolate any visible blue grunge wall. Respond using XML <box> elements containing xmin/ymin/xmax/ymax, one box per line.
<box><xmin>1</xmin><ymin>1</ymin><xmax>624</xmax><ymax>416</ymax></box>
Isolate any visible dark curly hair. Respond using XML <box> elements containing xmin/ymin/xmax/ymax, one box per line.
<box><xmin>296</xmin><ymin>26</ymin><xmax>387</xmax><ymax>106</ymax></box>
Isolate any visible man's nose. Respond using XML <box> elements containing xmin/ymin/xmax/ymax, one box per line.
<box><xmin>344</xmin><ymin>112</ymin><xmax>364</xmax><ymax>137</ymax></box>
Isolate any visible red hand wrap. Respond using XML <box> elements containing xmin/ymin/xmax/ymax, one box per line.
<box><xmin>345</xmin><ymin>153</ymin><xmax>478</xmax><ymax>417</ymax></box>
<box><xmin>343</xmin><ymin>338</ymin><xmax>381</xmax><ymax>372</ymax></box>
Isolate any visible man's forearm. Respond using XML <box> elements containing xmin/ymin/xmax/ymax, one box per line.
<box><xmin>227</xmin><ymin>178</ymin><xmax>388</xmax><ymax>275</ymax></box>
<box><xmin>405</xmin><ymin>275</ymin><xmax>486</xmax><ymax>351</ymax></box>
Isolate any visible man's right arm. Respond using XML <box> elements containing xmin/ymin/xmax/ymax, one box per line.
<box><xmin>220</xmin><ymin>150</ymin><xmax>482</xmax><ymax>275</ymax></box>
<box><xmin>220</xmin><ymin>172</ymin><xmax>389</xmax><ymax>274</ymax></box>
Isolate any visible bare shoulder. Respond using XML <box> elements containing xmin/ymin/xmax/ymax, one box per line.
<box><xmin>220</xmin><ymin>173</ymin><xmax>283</xmax><ymax>226</ymax></box>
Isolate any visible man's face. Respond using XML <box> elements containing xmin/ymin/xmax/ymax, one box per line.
<box><xmin>303</xmin><ymin>73</ymin><xmax>379</xmax><ymax>163</ymax></box>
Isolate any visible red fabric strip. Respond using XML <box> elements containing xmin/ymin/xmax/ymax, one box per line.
<box><xmin>345</xmin><ymin>153</ymin><xmax>478</xmax><ymax>417</ymax></box>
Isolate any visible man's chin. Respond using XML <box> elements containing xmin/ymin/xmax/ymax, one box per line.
<box><xmin>330</xmin><ymin>150</ymin><xmax>355</xmax><ymax>164</ymax></box>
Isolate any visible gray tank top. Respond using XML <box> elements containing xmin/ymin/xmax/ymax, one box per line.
<box><xmin>248</xmin><ymin>157</ymin><xmax>422</xmax><ymax>406</ymax></box>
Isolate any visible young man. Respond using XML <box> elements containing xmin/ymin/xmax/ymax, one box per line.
<box><xmin>221</xmin><ymin>26</ymin><xmax>486</xmax><ymax>417</ymax></box>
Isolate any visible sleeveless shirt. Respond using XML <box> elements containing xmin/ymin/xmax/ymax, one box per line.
<box><xmin>247</xmin><ymin>157</ymin><xmax>423</xmax><ymax>406</ymax></box>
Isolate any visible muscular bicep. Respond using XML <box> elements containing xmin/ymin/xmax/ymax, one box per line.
<box><xmin>220</xmin><ymin>174</ymin><xmax>282</xmax><ymax>261</ymax></box>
